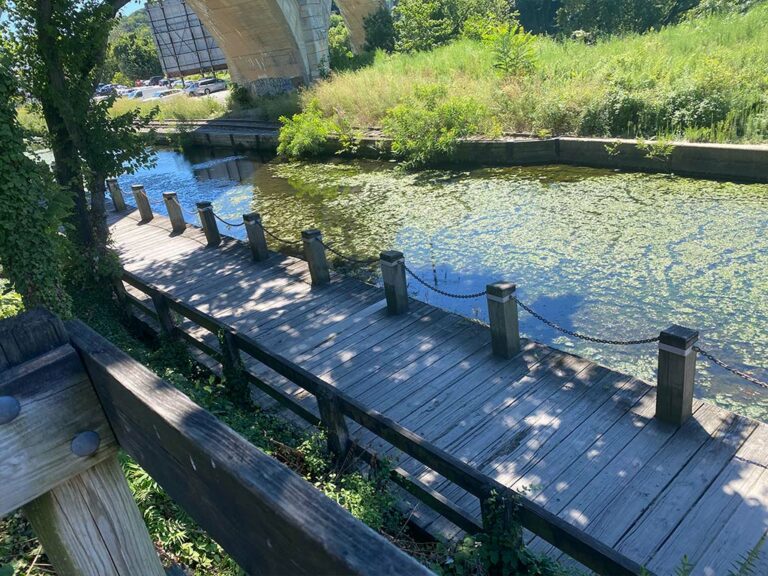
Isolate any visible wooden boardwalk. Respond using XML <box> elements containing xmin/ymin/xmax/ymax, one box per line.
<box><xmin>109</xmin><ymin>209</ymin><xmax>768</xmax><ymax>575</ymax></box>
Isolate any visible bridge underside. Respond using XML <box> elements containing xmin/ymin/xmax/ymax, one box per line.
<box><xmin>185</xmin><ymin>0</ymin><xmax>386</xmax><ymax>95</ymax></box>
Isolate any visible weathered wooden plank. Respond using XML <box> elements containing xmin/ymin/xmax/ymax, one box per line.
<box><xmin>646</xmin><ymin>433</ymin><xmax>768</xmax><ymax>573</ymax></box>
<box><xmin>689</xmin><ymin>466</ymin><xmax>768</xmax><ymax>576</ymax></box>
<box><xmin>302</xmin><ymin>304</ymin><xmax>438</xmax><ymax>373</ymax></box>
<box><xmin>0</xmin><ymin>345</ymin><xmax>118</xmax><ymax>516</ymax></box>
<box><xmin>334</xmin><ymin>315</ymin><xmax>469</xmax><ymax>393</ymax></box>
<box><xmin>615</xmin><ymin>412</ymin><xmax>757</xmax><ymax>562</ymax></box>
<box><xmin>25</xmin><ymin>458</ymin><xmax>166</xmax><ymax>576</ymax></box>
<box><xmin>68</xmin><ymin>320</ymin><xmax>434</xmax><ymax>576</ymax></box>
<box><xmin>1</xmin><ymin>310</ymin><xmax>163</xmax><ymax>576</ymax></box>
<box><xmin>351</xmin><ymin>323</ymin><xmax>488</xmax><ymax>407</ymax></box>
<box><xmin>317</xmin><ymin>311</ymin><xmax>456</xmax><ymax>385</ymax></box>
<box><xmin>586</xmin><ymin>402</ymin><xmax>739</xmax><ymax>546</ymax></box>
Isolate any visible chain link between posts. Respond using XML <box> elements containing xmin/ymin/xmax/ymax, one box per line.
<box><xmin>126</xmin><ymin>187</ymin><xmax>768</xmax><ymax>390</ymax></box>
<box><xmin>694</xmin><ymin>346</ymin><xmax>768</xmax><ymax>389</ymax></box>
<box><xmin>320</xmin><ymin>240</ymin><xmax>380</xmax><ymax>266</ymax></box>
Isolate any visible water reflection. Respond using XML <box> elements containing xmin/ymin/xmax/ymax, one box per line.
<box><xmin>116</xmin><ymin>148</ymin><xmax>768</xmax><ymax>420</ymax></box>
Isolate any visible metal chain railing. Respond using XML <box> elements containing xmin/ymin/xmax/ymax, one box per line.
<box><xmin>212</xmin><ymin>211</ymin><xmax>245</xmax><ymax>228</ymax></box>
<box><xmin>320</xmin><ymin>240</ymin><xmax>380</xmax><ymax>266</ymax></box>
<box><xmin>694</xmin><ymin>346</ymin><xmax>768</xmax><ymax>389</ymax></box>
<box><xmin>171</xmin><ymin>197</ymin><xmax>199</xmax><ymax>220</ymax></box>
<box><xmin>126</xmin><ymin>189</ymin><xmax>768</xmax><ymax>390</ymax></box>
<box><xmin>260</xmin><ymin>224</ymin><xmax>303</xmax><ymax>246</ymax></box>
<box><xmin>404</xmin><ymin>265</ymin><xmax>487</xmax><ymax>300</ymax></box>
<box><xmin>404</xmin><ymin>265</ymin><xmax>659</xmax><ymax>344</ymax></box>
<box><xmin>513</xmin><ymin>297</ymin><xmax>660</xmax><ymax>345</ymax></box>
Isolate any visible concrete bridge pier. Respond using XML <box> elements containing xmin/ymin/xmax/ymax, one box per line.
<box><xmin>184</xmin><ymin>0</ymin><xmax>389</xmax><ymax>96</ymax></box>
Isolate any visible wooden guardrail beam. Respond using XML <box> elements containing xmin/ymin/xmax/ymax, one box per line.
<box><xmin>68</xmin><ymin>319</ymin><xmax>435</xmax><ymax>576</ymax></box>
<box><xmin>0</xmin><ymin>310</ymin><xmax>164</xmax><ymax>576</ymax></box>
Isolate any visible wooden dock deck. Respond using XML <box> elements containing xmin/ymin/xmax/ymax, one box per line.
<box><xmin>108</xmin><ymin>208</ymin><xmax>768</xmax><ymax>575</ymax></box>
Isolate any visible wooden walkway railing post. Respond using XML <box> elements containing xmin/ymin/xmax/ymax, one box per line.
<box><xmin>131</xmin><ymin>184</ymin><xmax>153</xmax><ymax>223</ymax></box>
<box><xmin>1</xmin><ymin>311</ymin><xmax>165</xmax><ymax>576</ymax></box>
<box><xmin>480</xmin><ymin>492</ymin><xmax>522</xmax><ymax>576</ymax></box>
<box><xmin>243</xmin><ymin>212</ymin><xmax>270</xmax><ymax>261</ymax></box>
<box><xmin>197</xmin><ymin>201</ymin><xmax>222</xmax><ymax>247</ymax></box>
<box><xmin>380</xmin><ymin>251</ymin><xmax>409</xmax><ymax>315</ymax></box>
<box><xmin>316</xmin><ymin>389</ymin><xmax>352</xmax><ymax>462</ymax></box>
<box><xmin>163</xmin><ymin>192</ymin><xmax>186</xmax><ymax>234</ymax></box>
<box><xmin>151</xmin><ymin>291</ymin><xmax>176</xmax><ymax>339</ymax></box>
<box><xmin>486</xmin><ymin>282</ymin><xmax>521</xmax><ymax>358</ymax></box>
<box><xmin>106</xmin><ymin>178</ymin><xmax>126</xmax><ymax>212</ymax></box>
<box><xmin>302</xmin><ymin>229</ymin><xmax>331</xmax><ymax>286</ymax></box>
<box><xmin>656</xmin><ymin>324</ymin><xmax>699</xmax><ymax>426</ymax></box>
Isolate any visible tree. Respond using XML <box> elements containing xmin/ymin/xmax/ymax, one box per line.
<box><xmin>556</xmin><ymin>0</ymin><xmax>700</xmax><ymax>36</ymax></box>
<box><xmin>363</xmin><ymin>4</ymin><xmax>396</xmax><ymax>52</ymax></box>
<box><xmin>394</xmin><ymin>0</ymin><xmax>514</xmax><ymax>52</ymax></box>
<box><xmin>3</xmin><ymin>0</ymin><xmax>155</xmax><ymax>280</ymax></box>
<box><xmin>109</xmin><ymin>28</ymin><xmax>163</xmax><ymax>81</ymax></box>
<box><xmin>514</xmin><ymin>0</ymin><xmax>560</xmax><ymax>34</ymax></box>
<box><xmin>0</xmin><ymin>57</ymin><xmax>72</xmax><ymax>316</ymax></box>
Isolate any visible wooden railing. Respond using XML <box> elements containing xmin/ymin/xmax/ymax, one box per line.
<box><xmin>0</xmin><ymin>310</ymin><xmax>435</xmax><ymax>575</ymax></box>
<box><xmin>119</xmin><ymin>270</ymin><xmax>646</xmax><ymax>575</ymax></box>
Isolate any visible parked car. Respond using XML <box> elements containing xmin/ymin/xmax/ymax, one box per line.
<box><xmin>95</xmin><ymin>84</ymin><xmax>116</xmax><ymax>97</ymax></box>
<box><xmin>183</xmin><ymin>81</ymin><xmax>199</xmax><ymax>95</ymax></box>
<box><xmin>146</xmin><ymin>76</ymin><xmax>164</xmax><ymax>86</ymax></box>
<box><xmin>190</xmin><ymin>78</ymin><xmax>227</xmax><ymax>96</ymax></box>
<box><xmin>128</xmin><ymin>89</ymin><xmax>145</xmax><ymax>99</ymax></box>
<box><xmin>143</xmin><ymin>89</ymin><xmax>184</xmax><ymax>102</ymax></box>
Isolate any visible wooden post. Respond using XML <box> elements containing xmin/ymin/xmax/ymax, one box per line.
<box><xmin>316</xmin><ymin>389</ymin><xmax>351</xmax><ymax>462</ymax></box>
<box><xmin>0</xmin><ymin>310</ymin><xmax>164</xmax><ymax>576</ymax></box>
<box><xmin>243</xmin><ymin>212</ymin><xmax>269</xmax><ymax>262</ymax></box>
<box><xmin>302</xmin><ymin>229</ymin><xmax>330</xmax><ymax>286</ymax></box>
<box><xmin>106</xmin><ymin>178</ymin><xmax>126</xmax><ymax>212</ymax></box>
<box><xmin>131</xmin><ymin>184</ymin><xmax>153</xmax><ymax>223</ymax></box>
<box><xmin>656</xmin><ymin>324</ymin><xmax>699</xmax><ymax>426</ymax></box>
<box><xmin>380</xmin><ymin>251</ymin><xmax>408</xmax><ymax>315</ymax></box>
<box><xmin>197</xmin><ymin>201</ymin><xmax>221</xmax><ymax>247</ymax></box>
<box><xmin>151</xmin><ymin>292</ymin><xmax>176</xmax><ymax>338</ymax></box>
<box><xmin>486</xmin><ymin>282</ymin><xmax>520</xmax><ymax>359</ymax></box>
<box><xmin>163</xmin><ymin>192</ymin><xmax>186</xmax><ymax>234</ymax></box>
<box><xmin>480</xmin><ymin>491</ymin><xmax>522</xmax><ymax>576</ymax></box>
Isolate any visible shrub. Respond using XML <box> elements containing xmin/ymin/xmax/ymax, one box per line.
<box><xmin>382</xmin><ymin>84</ymin><xmax>486</xmax><ymax>168</ymax></box>
<box><xmin>579</xmin><ymin>88</ymin><xmax>656</xmax><ymax>136</ymax></box>
<box><xmin>328</xmin><ymin>14</ymin><xmax>356</xmax><ymax>71</ymax></box>
<box><xmin>660</xmin><ymin>83</ymin><xmax>731</xmax><ymax>132</ymax></box>
<box><xmin>393</xmin><ymin>0</ymin><xmax>456</xmax><ymax>53</ymax></box>
<box><xmin>490</xmin><ymin>22</ymin><xmax>538</xmax><ymax>77</ymax></box>
<box><xmin>277</xmin><ymin>100</ymin><xmax>335</xmax><ymax>158</ymax></box>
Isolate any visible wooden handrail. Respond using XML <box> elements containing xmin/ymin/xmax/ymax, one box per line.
<box><xmin>67</xmin><ymin>319</ymin><xmax>434</xmax><ymax>576</ymax></box>
<box><xmin>119</xmin><ymin>270</ymin><xmax>647</xmax><ymax>575</ymax></box>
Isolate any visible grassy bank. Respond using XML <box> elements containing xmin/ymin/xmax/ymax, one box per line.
<box><xmin>305</xmin><ymin>3</ymin><xmax>768</xmax><ymax>144</ymax></box>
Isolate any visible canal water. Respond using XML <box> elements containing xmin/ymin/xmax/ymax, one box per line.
<box><xmin>115</xmin><ymin>147</ymin><xmax>768</xmax><ymax>421</ymax></box>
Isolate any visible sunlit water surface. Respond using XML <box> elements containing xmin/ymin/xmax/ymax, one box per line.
<box><xmin>116</xmin><ymin>148</ymin><xmax>768</xmax><ymax>420</ymax></box>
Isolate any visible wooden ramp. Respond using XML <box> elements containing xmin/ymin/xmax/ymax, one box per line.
<box><xmin>108</xmin><ymin>209</ymin><xmax>768</xmax><ymax>575</ymax></box>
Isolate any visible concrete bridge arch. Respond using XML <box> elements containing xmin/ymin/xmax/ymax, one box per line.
<box><xmin>183</xmin><ymin>0</ymin><xmax>388</xmax><ymax>95</ymax></box>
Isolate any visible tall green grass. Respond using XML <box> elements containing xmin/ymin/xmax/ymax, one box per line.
<box><xmin>110</xmin><ymin>94</ymin><xmax>227</xmax><ymax>121</ymax></box>
<box><xmin>305</xmin><ymin>2</ymin><xmax>768</xmax><ymax>142</ymax></box>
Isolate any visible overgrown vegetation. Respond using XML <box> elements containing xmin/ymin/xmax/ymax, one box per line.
<box><xmin>0</xmin><ymin>61</ymin><xmax>72</xmax><ymax>316</ymax></box>
<box><xmin>277</xmin><ymin>1</ymin><xmax>768</xmax><ymax>166</ymax></box>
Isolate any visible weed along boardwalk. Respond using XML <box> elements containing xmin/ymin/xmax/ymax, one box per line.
<box><xmin>107</xmin><ymin>195</ymin><xmax>768</xmax><ymax>575</ymax></box>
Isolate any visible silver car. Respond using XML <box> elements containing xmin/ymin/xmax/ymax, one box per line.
<box><xmin>191</xmin><ymin>78</ymin><xmax>227</xmax><ymax>96</ymax></box>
